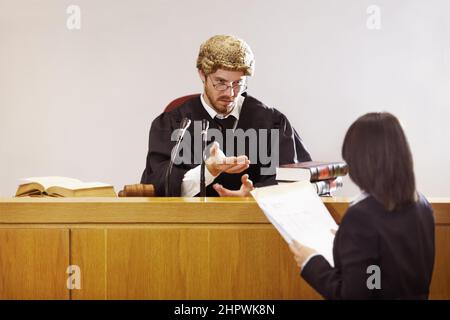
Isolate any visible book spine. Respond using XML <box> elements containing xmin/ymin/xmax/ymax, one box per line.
<box><xmin>313</xmin><ymin>177</ymin><xmax>343</xmax><ymax>196</ymax></box>
<box><xmin>310</xmin><ymin>164</ymin><xmax>348</xmax><ymax>181</ymax></box>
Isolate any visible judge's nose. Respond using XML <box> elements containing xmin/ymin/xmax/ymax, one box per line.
<box><xmin>223</xmin><ymin>85</ymin><xmax>236</xmax><ymax>98</ymax></box>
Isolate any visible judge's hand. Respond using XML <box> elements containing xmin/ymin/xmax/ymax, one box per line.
<box><xmin>289</xmin><ymin>240</ymin><xmax>318</xmax><ymax>269</ymax></box>
<box><xmin>213</xmin><ymin>174</ymin><xmax>254</xmax><ymax>197</ymax></box>
<box><xmin>206</xmin><ymin>142</ymin><xmax>250</xmax><ymax>177</ymax></box>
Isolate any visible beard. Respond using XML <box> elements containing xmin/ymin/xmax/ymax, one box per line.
<box><xmin>204</xmin><ymin>86</ymin><xmax>236</xmax><ymax>115</ymax></box>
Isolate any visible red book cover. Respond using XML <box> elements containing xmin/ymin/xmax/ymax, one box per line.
<box><xmin>277</xmin><ymin>161</ymin><xmax>348</xmax><ymax>182</ymax></box>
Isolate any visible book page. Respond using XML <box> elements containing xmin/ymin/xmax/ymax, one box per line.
<box><xmin>21</xmin><ymin>176</ymin><xmax>112</xmax><ymax>190</ymax></box>
<box><xmin>21</xmin><ymin>176</ymin><xmax>82</xmax><ymax>190</ymax></box>
<box><xmin>251</xmin><ymin>180</ymin><xmax>338</xmax><ymax>267</ymax></box>
<box><xmin>59</xmin><ymin>181</ymin><xmax>113</xmax><ymax>190</ymax></box>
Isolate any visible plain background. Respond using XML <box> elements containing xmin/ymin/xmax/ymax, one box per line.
<box><xmin>1</xmin><ymin>0</ymin><xmax>449</xmax><ymax>197</ymax></box>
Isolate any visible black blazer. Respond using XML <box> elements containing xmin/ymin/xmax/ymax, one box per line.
<box><xmin>301</xmin><ymin>193</ymin><xmax>435</xmax><ymax>300</ymax></box>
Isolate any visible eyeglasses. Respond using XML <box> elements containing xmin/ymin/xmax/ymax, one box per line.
<box><xmin>208</xmin><ymin>77</ymin><xmax>247</xmax><ymax>93</ymax></box>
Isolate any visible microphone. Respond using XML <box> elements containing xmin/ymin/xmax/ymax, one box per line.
<box><xmin>200</xmin><ymin>119</ymin><xmax>209</xmax><ymax>197</ymax></box>
<box><xmin>176</xmin><ymin>117</ymin><xmax>191</xmax><ymax>140</ymax></box>
<box><xmin>165</xmin><ymin>117</ymin><xmax>191</xmax><ymax>196</ymax></box>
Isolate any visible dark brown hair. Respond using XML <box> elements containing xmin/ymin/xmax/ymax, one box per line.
<box><xmin>342</xmin><ymin>112</ymin><xmax>416</xmax><ymax>211</ymax></box>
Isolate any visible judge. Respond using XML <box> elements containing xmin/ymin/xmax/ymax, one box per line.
<box><xmin>141</xmin><ymin>35</ymin><xmax>311</xmax><ymax>196</ymax></box>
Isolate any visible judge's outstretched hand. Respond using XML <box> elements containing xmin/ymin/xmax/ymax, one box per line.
<box><xmin>213</xmin><ymin>174</ymin><xmax>254</xmax><ymax>197</ymax></box>
<box><xmin>206</xmin><ymin>142</ymin><xmax>250</xmax><ymax>177</ymax></box>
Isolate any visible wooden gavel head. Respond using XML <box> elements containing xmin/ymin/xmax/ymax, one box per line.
<box><xmin>118</xmin><ymin>184</ymin><xmax>155</xmax><ymax>197</ymax></box>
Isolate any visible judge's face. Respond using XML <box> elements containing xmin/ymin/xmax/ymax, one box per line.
<box><xmin>199</xmin><ymin>69</ymin><xmax>247</xmax><ymax>115</ymax></box>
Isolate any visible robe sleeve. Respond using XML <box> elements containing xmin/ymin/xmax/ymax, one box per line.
<box><xmin>140</xmin><ymin>112</ymin><xmax>192</xmax><ymax>196</ymax></box>
<box><xmin>279</xmin><ymin>112</ymin><xmax>311</xmax><ymax>164</ymax></box>
<box><xmin>254</xmin><ymin>110</ymin><xmax>312</xmax><ymax>188</ymax></box>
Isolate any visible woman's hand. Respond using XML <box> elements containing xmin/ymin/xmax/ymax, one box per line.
<box><xmin>289</xmin><ymin>240</ymin><xmax>318</xmax><ymax>269</ymax></box>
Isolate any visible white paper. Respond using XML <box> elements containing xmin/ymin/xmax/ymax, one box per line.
<box><xmin>251</xmin><ymin>180</ymin><xmax>338</xmax><ymax>266</ymax></box>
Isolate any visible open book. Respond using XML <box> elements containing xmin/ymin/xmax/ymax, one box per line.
<box><xmin>251</xmin><ymin>180</ymin><xmax>338</xmax><ymax>266</ymax></box>
<box><xmin>15</xmin><ymin>176</ymin><xmax>117</xmax><ymax>197</ymax></box>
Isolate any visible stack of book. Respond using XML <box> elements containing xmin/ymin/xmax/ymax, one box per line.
<box><xmin>275</xmin><ymin>161</ymin><xmax>348</xmax><ymax>196</ymax></box>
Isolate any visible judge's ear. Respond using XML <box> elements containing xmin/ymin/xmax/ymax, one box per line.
<box><xmin>198</xmin><ymin>69</ymin><xmax>206</xmax><ymax>83</ymax></box>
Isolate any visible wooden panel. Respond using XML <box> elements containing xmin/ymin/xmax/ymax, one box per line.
<box><xmin>278</xmin><ymin>240</ymin><xmax>323</xmax><ymax>299</ymax></box>
<box><xmin>429</xmin><ymin>225</ymin><xmax>450</xmax><ymax>299</ymax></box>
<box><xmin>208</xmin><ymin>226</ymin><xmax>321</xmax><ymax>299</ymax></box>
<box><xmin>209</xmin><ymin>227</ymin><xmax>283</xmax><ymax>299</ymax></box>
<box><xmin>0</xmin><ymin>228</ymin><xmax>69</xmax><ymax>299</ymax></box>
<box><xmin>104</xmin><ymin>226</ymin><xmax>322</xmax><ymax>300</ymax></box>
<box><xmin>432</xmin><ymin>203</ymin><xmax>450</xmax><ymax>224</ymax></box>
<box><xmin>106</xmin><ymin>228</ymin><xmax>210</xmax><ymax>299</ymax></box>
<box><xmin>70</xmin><ymin>229</ymin><xmax>106</xmax><ymax>300</ymax></box>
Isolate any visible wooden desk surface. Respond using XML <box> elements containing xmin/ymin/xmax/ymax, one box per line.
<box><xmin>0</xmin><ymin>197</ymin><xmax>449</xmax><ymax>224</ymax></box>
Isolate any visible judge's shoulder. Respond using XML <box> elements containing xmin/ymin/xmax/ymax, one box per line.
<box><xmin>243</xmin><ymin>95</ymin><xmax>292</xmax><ymax>126</ymax></box>
<box><xmin>245</xmin><ymin>95</ymin><xmax>282</xmax><ymax>114</ymax></box>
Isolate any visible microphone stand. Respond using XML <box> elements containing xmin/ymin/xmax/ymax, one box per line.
<box><xmin>200</xmin><ymin>119</ymin><xmax>209</xmax><ymax>197</ymax></box>
<box><xmin>165</xmin><ymin>118</ymin><xmax>191</xmax><ymax>196</ymax></box>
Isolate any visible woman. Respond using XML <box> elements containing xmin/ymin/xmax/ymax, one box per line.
<box><xmin>290</xmin><ymin>112</ymin><xmax>435</xmax><ymax>299</ymax></box>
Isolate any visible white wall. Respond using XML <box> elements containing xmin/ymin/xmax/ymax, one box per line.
<box><xmin>1</xmin><ymin>0</ymin><xmax>449</xmax><ymax>197</ymax></box>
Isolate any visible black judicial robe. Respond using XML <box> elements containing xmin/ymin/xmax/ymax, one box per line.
<box><xmin>141</xmin><ymin>94</ymin><xmax>312</xmax><ymax>196</ymax></box>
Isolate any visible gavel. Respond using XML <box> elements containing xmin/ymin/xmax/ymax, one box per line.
<box><xmin>118</xmin><ymin>184</ymin><xmax>155</xmax><ymax>197</ymax></box>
